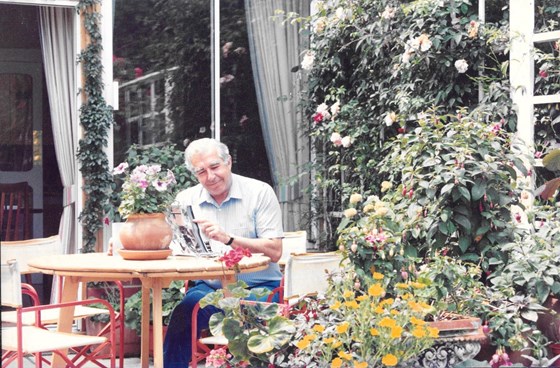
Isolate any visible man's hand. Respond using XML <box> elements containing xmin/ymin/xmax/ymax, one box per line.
<box><xmin>193</xmin><ymin>219</ymin><xmax>229</xmax><ymax>244</ymax></box>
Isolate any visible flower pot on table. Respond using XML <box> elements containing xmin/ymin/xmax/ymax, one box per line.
<box><xmin>118</xmin><ymin>213</ymin><xmax>173</xmax><ymax>260</ymax></box>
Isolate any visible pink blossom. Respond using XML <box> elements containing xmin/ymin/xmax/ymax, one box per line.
<box><xmin>539</xmin><ymin>69</ymin><xmax>548</xmax><ymax>78</ymax></box>
<box><xmin>313</xmin><ymin>112</ymin><xmax>324</xmax><ymax>124</ymax></box>
<box><xmin>330</xmin><ymin>132</ymin><xmax>343</xmax><ymax>146</ymax></box>
<box><xmin>134</xmin><ymin>67</ymin><xmax>143</xmax><ymax>78</ymax></box>
<box><xmin>153</xmin><ymin>180</ymin><xmax>169</xmax><ymax>192</ymax></box>
<box><xmin>205</xmin><ymin>347</ymin><xmax>231</xmax><ymax>367</ymax></box>
<box><xmin>113</xmin><ymin>162</ymin><xmax>129</xmax><ymax>175</ymax></box>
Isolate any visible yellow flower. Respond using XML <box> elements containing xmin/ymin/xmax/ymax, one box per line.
<box><xmin>354</xmin><ymin>361</ymin><xmax>368</xmax><ymax>368</ymax></box>
<box><xmin>401</xmin><ymin>292</ymin><xmax>412</xmax><ymax>300</ymax></box>
<box><xmin>296</xmin><ymin>339</ymin><xmax>310</xmax><ymax>350</ymax></box>
<box><xmin>350</xmin><ymin>193</ymin><xmax>363</xmax><ymax>204</ymax></box>
<box><xmin>324</xmin><ymin>337</ymin><xmax>336</xmax><ymax>344</ymax></box>
<box><xmin>382</xmin><ymin>354</ymin><xmax>398</xmax><ymax>366</ymax></box>
<box><xmin>331</xmin><ymin>301</ymin><xmax>342</xmax><ymax>310</ymax></box>
<box><xmin>370</xmin><ymin>327</ymin><xmax>380</xmax><ymax>336</ymax></box>
<box><xmin>363</xmin><ymin>203</ymin><xmax>375</xmax><ymax>213</ymax></box>
<box><xmin>313</xmin><ymin>324</ymin><xmax>326</xmax><ymax>333</ymax></box>
<box><xmin>344</xmin><ymin>208</ymin><xmax>358</xmax><ymax>218</ymax></box>
<box><xmin>379</xmin><ymin>317</ymin><xmax>397</xmax><ymax>328</ymax></box>
<box><xmin>332</xmin><ymin>341</ymin><xmax>343</xmax><ymax>349</ymax></box>
<box><xmin>390</xmin><ymin>326</ymin><xmax>403</xmax><ymax>338</ymax></box>
<box><xmin>305</xmin><ymin>333</ymin><xmax>318</xmax><ymax>341</ymax></box>
<box><xmin>331</xmin><ymin>357</ymin><xmax>343</xmax><ymax>368</ymax></box>
<box><xmin>395</xmin><ymin>282</ymin><xmax>409</xmax><ymax>290</ymax></box>
<box><xmin>427</xmin><ymin>327</ymin><xmax>440</xmax><ymax>338</ymax></box>
<box><xmin>374</xmin><ymin>305</ymin><xmax>385</xmax><ymax>314</ymax></box>
<box><xmin>356</xmin><ymin>295</ymin><xmax>368</xmax><ymax>302</ymax></box>
<box><xmin>412</xmin><ymin>326</ymin><xmax>427</xmax><ymax>338</ymax></box>
<box><xmin>374</xmin><ymin>206</ymin><xmax>389</xmax><ymax>217</ymax></box>
<box><xmin>337</xmin><ymin>322</ymin><xmax>350</xmax><ymax>333</ymax></box>
<box><xmin>368</xmin><ymin>283</ymin><xmax>384</xmax><ymax>297</ymax></box>
<box><xmin>343</xmin><ymin>290</ymin><xmax>354</xmax><ymax>298</ymax></box>
<box><xmin>381</xmin><ymin>181</ymin><xmax>393</xmax><ymax>192</ymax></box>
<box><xmin>390</xmin><ymin>309</ymin><xmax>399</xmax><ymax>315</ymax></box>
<box><xmin>372</xmin><ymin>272</ymin><xmax>384</xmax><ymax>280</ymax></box>
<box><xmin>344</xmin><ymin>300</ymin><xmax>359</xmax><ymax>309</ymax></box>
<box><xmin>410</xmin><ymin>281</ymin><xmax>427</xmax><ymax>289</ymax></box>
<box><xmin>410</xmin><ymin>316</ymin><xmax>426</xmax><ymax>325</ymax></box>
<box><xmin>338</xmin><ymin>351</ymin><xmax>352</xmax><ymax>360</ymax></box>
<box><xmin>380</xmin><ymin>298</ymin><xmax>394</xmax><ymax>307</ymax></box>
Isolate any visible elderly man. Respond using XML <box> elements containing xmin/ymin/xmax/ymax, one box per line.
<box><xmin>163</xmin><ymin>138</ymin><xmax>283</xmax><ymax>368</ymax></box>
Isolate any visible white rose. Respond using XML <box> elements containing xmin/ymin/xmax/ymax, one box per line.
<box><xmin>384</xmin><ymin>111</ymin><xmax>397</xmax><ymax>126</ymax></box>
<box><xmin>301</xmin><ymin>50</ymin><xmax>315</xmax><ymax>70</ymax></box>
<box><xmin>454</xmin><ymin>59</ymin><xmax>469</xmax><ymax>73</ymax></box>
<box><xmin>330</xmin><ymin>101</ymin><xmax>341</xmax><ymax>118</ymax></box>
<box><xmin>330</xmin><ymin>132</ymin><xmax>343</xmax><ymax>146</ymax></box>
<box><xmin>341</xmin><ymin>136</ymin><xmax>352</xmax><ymax>147</ymax></box>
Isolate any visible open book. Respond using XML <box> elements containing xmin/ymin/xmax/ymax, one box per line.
<box><xmin>170</xmin><ymin>205</ymin><xmax>214</xmax><ymax>256</ymax></box>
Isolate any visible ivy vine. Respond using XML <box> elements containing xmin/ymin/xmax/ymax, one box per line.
<box><xmin>76</xmin><ymin>0</ymin><xmax>113</xmax><ymax>253</ymax></box>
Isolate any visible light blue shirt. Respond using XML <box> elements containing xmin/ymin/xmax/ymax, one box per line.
<box><xmin>176</xmin><ymin>173</ymin><xmax>284</xmax><ymax>288</ymax></box>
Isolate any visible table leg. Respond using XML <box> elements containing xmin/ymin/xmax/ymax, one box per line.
<box><xmin>140</xmin><ymin>281</ymin><xmax>151</xmax><ymax>368</ymax></box>
<box><xmin>151</xmin><ymin>279</ymin><xmax>164</xmax><ymax>368</ymax></box>
<box><xmin>51</xmin><ymin>276</ymin><xmax>79</xmax><ymax>368</ymax></box>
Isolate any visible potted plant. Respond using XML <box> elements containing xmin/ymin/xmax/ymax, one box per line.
<box><xmin>107</xmin><ymin>144</ymin><xmax>196</xmax><ymax>258</ymax></box>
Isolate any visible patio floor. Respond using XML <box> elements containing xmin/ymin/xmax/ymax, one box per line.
<box><xmin>6</xmin><ymin>355</ymin><xmax>207</xmax><ymax>368</ymax></box>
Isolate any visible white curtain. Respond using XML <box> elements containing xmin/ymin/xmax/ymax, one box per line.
<box><xmin>245</xmin><ymin>0</ymin><xmax>311</xmax><ymax>232</ymax></box>
<box><xmin>39</xmin><ymin>6</ymin><xmax>77</xmax><ymax>255</ymax></box>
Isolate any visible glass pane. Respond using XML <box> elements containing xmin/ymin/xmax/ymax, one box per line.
<box><xmin>0</xmin><ymin>73</ymin><xmax>34</xmax><ymax>172</ymax></box>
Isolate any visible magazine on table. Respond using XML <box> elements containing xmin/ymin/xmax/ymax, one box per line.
<box><xmin>169</xmin><ymin>205</ymin><xmax>215</xmax><ymax>257</ymax></box>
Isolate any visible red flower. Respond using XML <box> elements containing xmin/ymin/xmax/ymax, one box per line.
<box><xmin>219</xmin><ymin>247</ymin><xmax>252</xmax><ymax>269</ymax></box>
<box><xmin>312</xmin><ymin>112</ymin><xmax>324</xmax><ymax>124</ymax></box>
<box><xmin>539</xmin><ymin>69</ymin><xmax>548</xmax><ymax>78</ymax></box>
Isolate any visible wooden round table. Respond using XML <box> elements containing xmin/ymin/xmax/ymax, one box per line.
<box><xmin>28</xmin><ymin>252</ymin><xmax>270</xmax><ymax>368</ymax></box>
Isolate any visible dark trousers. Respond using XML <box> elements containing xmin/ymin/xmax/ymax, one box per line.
<box><xmin>163</xmin><ymin>280</ymin><xmax>280</xmax><ymax>368</ymax></box>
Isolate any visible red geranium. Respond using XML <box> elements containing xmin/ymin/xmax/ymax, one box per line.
<box><xmin>219</xmin><ymin>247</ymin><xmax>252</xmax><ymax>269</ymax></box>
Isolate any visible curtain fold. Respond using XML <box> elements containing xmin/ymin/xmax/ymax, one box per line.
<box><xmin>39</xmin><ymin>6</ymin><xmax>77</xmax><ymax>255</ymax></box>
<box><xmin>245</xmin><ymin>0</ymin><xmax>311</xmax><ymax>232</ymax></box>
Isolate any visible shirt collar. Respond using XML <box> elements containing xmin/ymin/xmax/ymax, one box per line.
<box><xmin>196</xmin><ymin>174</ymin><xmax>242</xmax><ymax>207</ymax></box>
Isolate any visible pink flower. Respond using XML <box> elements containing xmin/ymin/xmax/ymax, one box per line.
<box><xmin>539</xmin><ymin>69</ymin><xmax>548</xmax><ymax>78</ymax></box>
<box><xmin>113</xmin><ymin>162</ymin><xmax>129</xmax><ymax>175</ymax></box>
<box><xmin>205</xmin><ymin>347</ymin><xmax>231</xmax><ymax>367</ymax></box>
<box><xmin>330</xmin><ymin>132</ymin><xmax>343</xmax><ymax>146</ymax></box>
<box><xmin>134</xmin><ymin>67</ymin><xmax>143</xmax><ymax>78</ymax></box>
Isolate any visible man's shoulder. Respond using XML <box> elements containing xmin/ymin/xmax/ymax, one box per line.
<box><xmin>176</xmin><ymin>184</ymin><xmax>203</xmax><ymax>203</ymax></box>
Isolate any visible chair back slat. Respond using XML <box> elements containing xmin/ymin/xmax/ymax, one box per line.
<box><xmin>284</xmin><ymin>252</ymin><xmax>342</xmax><ymax>300</ymax></box>
<box><xmin>279</xmin><ymin>231</ymin><xmax>307</xmax><ymax>265</ymax></box>
<box><xmin>1</xmin><ymin>182</ymin><xmax>33</xmax><ymax>241</ymax></box>
<box><xmin>1</xmin><ymin>235</ymin><xmax>61</xmax><ymax>274</ymax></box>
<box><xmin>1</xmin><ymin>260</ymin><xmax>23</xmax><ymax>308</ymax></box>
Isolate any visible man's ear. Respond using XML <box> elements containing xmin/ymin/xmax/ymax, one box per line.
<box><xmin>226</xmin><ymin>155</ymin><xmax>232</xmax><ymax>167</ymax></box>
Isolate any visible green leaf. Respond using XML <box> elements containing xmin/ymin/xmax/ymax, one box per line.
<box><xmin>458</xmin><ymin>186</ymin><xmax>471</xmax><ymax>201</ymax></box>
<box><xmin>471</xmin><ymin>181</ymin><xmax>486</xmax><ymax>201</ymax></box>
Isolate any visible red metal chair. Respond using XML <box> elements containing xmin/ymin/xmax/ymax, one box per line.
<box><xmin>1</xmin><ymin>260</ymin><xmax>117</xmax><ymax>368</ymax></box>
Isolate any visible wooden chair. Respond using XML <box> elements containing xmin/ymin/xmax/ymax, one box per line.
<box><xmin>278</xmin><ymin>231</ymin><xmax>307</xmax><ymax>267</ymax></box>
<box><xmin>0</xmin><ymin>182</ymin><xmax>33</xmax><ymax>241</ymax></box>
<box><xmin>282</xmin><ymin>252</ymin><xmax>343</xmax><ymax>303</ymax></box>
<box><xmin>1</xmin><ymin>260</ymin><xmax>117</xmax><ymax>368</ymax></box>
<box><xmin>1</xmin><ymin>235</ymin><xmax>125</xmax><ymax>367</ymax></box>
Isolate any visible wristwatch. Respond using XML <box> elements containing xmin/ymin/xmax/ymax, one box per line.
<box><xmin>225</xmin><ymin>236</ymin><xmax>235</xmax><ymax>246</ymax></box>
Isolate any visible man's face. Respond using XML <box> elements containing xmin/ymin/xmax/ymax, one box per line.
<box><xmin>191</xmin><ymin>149</ymin><xmax>232</xmax><ymax>202</ymax></box>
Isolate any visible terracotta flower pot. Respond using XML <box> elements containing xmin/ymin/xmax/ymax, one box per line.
<box><xmin>119</xmin><ymin>213</ymin><xmax>173</xmax><ymax>251</ymax></box>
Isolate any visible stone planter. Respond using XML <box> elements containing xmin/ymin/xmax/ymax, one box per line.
<box><xmin>409</xmin><ymin>315</ymin><xmax>486</xmax><ymax>367</ymax></box>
